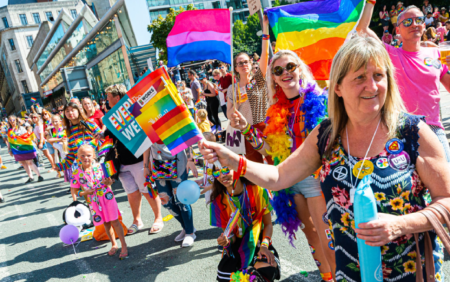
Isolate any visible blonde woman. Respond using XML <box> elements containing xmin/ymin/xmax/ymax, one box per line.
<box><xmin>82</xmin><ymin>97</ymin><xmax>106</xmax><ymax>132</ymax></box>
<box><xmin>200</xmin><ymin>36</ymin><xmax>450</xmax><ymax>281</ymax></box>
<box><xmin>229</xmin><ymin>49</ymin><xmax>333</xmax><ymax>281</ymax></box>
<box><xmin>30</xmin><ymin>113</ymin><xmax>56</xmax><ymax>173</ymax></box>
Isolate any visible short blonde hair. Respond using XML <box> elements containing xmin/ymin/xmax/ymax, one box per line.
<box><xmin>266</xmin><ymin>50</ymin><xmax>317</xmax><ymax>105</ymax></box>
<box><xmin>325</xmin><ymin>36</ymin><xmax>406</xmax><ymax>156</ymax></box>
<box><xmin>197</xmin><ymin>109</ymin><xmax>208</xmax><ymax>121</ymax></box>
<box><xmin>104</xmin><ymin>84</ymin><xmax>127</xmax><ymax>99</ymax></box>
<box><xmin>212</xmin><ymin>69</ymin><xmax>221</xmax><ymax>76</ymax></box>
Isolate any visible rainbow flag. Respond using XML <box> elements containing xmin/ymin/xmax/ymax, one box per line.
<box><xmin>166</xmin><ymin>9</ymin><xmax>232</xmax><ymax>67</ymax></box>
<box><xmin>7</xmin><ymin>129</ymin><xmax>37</xmax><ymax>161</ymax></box>
<box><xmin>265</xmin><ymin>0</ymin><xmax>365</xmax><ymax>80</ymax></box>
<box><xmin>210</xmin><ymin>184</ymin><xmax>272</xmax><ymax>269</ymax></box>
<box><xmin>224</xmin><ymin>211</ymin><xmax>240</xmax><ymax>237</ymax></box>
<box><xmin>30</xmin><ymin>97</ymin><xmax>37</xmax><ymax>103</ymax></box>
<box><xmin>101</xmin><ymin>160</ymin><xmax>117</xmax><ymax>178</ymax></box>
<box><xmin>98</xmin><ymin>136</ymin><xmax>113</xmax><ymax>156</ymax></box>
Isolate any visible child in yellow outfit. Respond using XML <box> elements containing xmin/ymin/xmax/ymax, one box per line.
<box><xmin>197</xmin><ymin>109</ymin><xmax>211</xmax><ymax>133</ymax></box>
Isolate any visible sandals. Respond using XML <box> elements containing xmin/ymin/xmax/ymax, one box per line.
<box><xmin>149</xmin><ymin>221</ymin><xmax>164</xmax><ymax>235</ymax></box>
<box><xmin>127</xmin><ymin>223</ymin><xmax>144</xmax><ymax>235</ymax></box>
<box><xmin>119</xmin><ymin>251</ymin><xmax>129</xmax><ymax>260</ymax></box>
<box><xmin>108</xmin><ymin>247</ymin><xmax>118</xmax><ymax>256</ymax></box>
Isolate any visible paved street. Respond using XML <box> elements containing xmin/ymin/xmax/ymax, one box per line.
<box><xmin>1</xmin><ymin>91</ymin><xmax>450</xmax><ymax>282</ymax></box>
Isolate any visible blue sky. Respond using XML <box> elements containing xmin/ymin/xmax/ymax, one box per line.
<box><xmin>0</xmin><ymin>0</ymin><xmax>151</xmax><ymax>45</ymax></box>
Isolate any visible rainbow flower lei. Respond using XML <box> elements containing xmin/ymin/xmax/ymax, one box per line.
<box><xmin>263</xmin><ymin>82</ymin><xmax>328</xmax><ymax>246</ymax></box>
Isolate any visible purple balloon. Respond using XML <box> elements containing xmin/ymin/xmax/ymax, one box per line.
<box><xmin>60</xmin><ymin>225</ymin><xmax>79</xmax><ymax>244</ymax></box>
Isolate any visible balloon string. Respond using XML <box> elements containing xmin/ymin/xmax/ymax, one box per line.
<box><xmin>71</xmin><ymin>239</ymin><xmax>77</xmax><ymax>255</ymax></box>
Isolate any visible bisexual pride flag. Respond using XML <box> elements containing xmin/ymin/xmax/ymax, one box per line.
<box><xmin>265</xmin><ymin>0</ymin><xmax>365</xmax><ymax>80</ymax></box>
<box><xmin>166</xmin><ymin>9</ymin><xmax>232</xmax><ymax>67</ymax></box>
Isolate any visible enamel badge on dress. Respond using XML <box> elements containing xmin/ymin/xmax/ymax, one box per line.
<box><xmin>388</xmin><ymin>151</ymin><xmax>410</xmax><ymax>171</ymax></box>
<box><xmin>386</xmin><ymin>138</ymin><xmax>404</xmax><ymax>154</ymax></box>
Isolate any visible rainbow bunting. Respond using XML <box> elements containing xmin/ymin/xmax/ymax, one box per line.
<box><xmin>98</xmin><ymin>136</ymin><xmax>114</xmax><ymax>156</ymax></box>
<box><xmin>7</xmin><ymin>129</ymin><xmax>37</xmax><ymax>161</ymax></box>
<box><xmin>30</xmin><ymin>97</ymin><xmax>37</xmax><ymax>103</ymax></box>
<box><xmin>166</xmin><ymin>9</ymin><xmax>232</xmax><ymax>67</ymax></box>
<box><xmin>265</xmin><ymin>0</ymin><xmax>365</xmax><ymax>80</ymax></box>
<box><xmin>101</xmin><ymin>160</ymin><xmax>117</xmax><ymax>178</ymax></box>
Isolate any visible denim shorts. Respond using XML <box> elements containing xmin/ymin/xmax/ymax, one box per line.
<box><xmin>290</xmin><ymin>176</ymin><xmax>322</xmax><ymax>198</ymax></box>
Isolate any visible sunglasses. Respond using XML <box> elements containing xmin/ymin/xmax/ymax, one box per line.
<box><xmin>272</xmin><ymin>62</ymin><xmax>298</xmax><ymax>76</ymax></box>
<box><xmin>236</xmin><ymin>60</ymin><xmax>249</xmax><ymax>67</ymax></box>
<box><xmin>398</xmin><ymin>16</ymin><xmax>425</xmax><ymax>27</ymax></box>
<box><xmin>212</xmin><ymin>167</ymin><xmax>230</xmax><ymax>178</ymax></box>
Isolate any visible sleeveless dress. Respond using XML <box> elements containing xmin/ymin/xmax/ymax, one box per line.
<box><xmin>316</xmin><ymin>113</ymin><xmax>443</xmax><ymax>282</ymax></box>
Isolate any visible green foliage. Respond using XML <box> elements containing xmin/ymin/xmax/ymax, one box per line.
<box><xmin>148</xmin><ymin>4</ymin><xmax>197</xmax><ymax>63</ymax></box>
<box><xmin>232</xmin><ymin>13</ymin><xmax>262</xmax><ymax>56</ymax></box>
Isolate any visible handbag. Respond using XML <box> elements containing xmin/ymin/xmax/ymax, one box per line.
<box><xmin>152</xmin><ymin>158</ymin><xmax>178</xmax><ymax>180</ymax></box>
<box><xmin>414</xmin><ymin>203</ymin><xmax>450</xmax><ymax>282</ymax></box>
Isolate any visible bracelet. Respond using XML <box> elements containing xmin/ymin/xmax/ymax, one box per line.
<box><xmin>242</xmin><ymin>123</ymin><xmax>251</xmax><ymax>135</ymax></box>
<box><xmin>241</xmin><ymin>157</ymin><xmax>247</xmax><ymax>176</ymax></box>
<box><xmin>262</xmin><ymin>34</ymin><xmax>270</xmax><ymax>40</ymax></box>
<box><xmin>366</xmin><ymin>0</ymin><xmax>376</xmax><ymax>5</ymax></box>
<box><xmin>243</xmin><ymin>126</ymin><xmax>264</xmax><ymax>150</ymax></box>
<box><xmin>260</xmin><ymin>242</ymin><xmax>269</xmax><ymax>249</ymax></box>
<box><xmin>77</xmin><ymin>190</ymin><xmax>82</xmax><ymax>197</ymax></box>
<box><xmin>263</xmin><ymin>236</ymin><xmax>272</xmax><ymax>246</ymax></box>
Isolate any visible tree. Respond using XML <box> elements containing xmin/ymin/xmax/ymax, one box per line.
<box><xmin>232</xmin><ymin>13</ymin><xmax>262</xmax><ymax>56</ymax></box>
<box><xmin>148</xmin><ymin>5</ymin><xmax>197</xmax><ymax>64</ymax></box>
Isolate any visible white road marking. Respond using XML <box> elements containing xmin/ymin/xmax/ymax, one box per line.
<box><xmin>46</xmin><ymin>214</ymin><xmax>99</xmax><ymax>282</ymax></box>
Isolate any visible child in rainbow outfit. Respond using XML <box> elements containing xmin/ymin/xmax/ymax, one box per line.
<box><xmin>70</xmin><ymin>144</ymin><xmax>128</xmax><ymax>259</ymax></box>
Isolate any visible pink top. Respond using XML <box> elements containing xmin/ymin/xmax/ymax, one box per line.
<box><xmin>436</xmin><ymin>26</ymin><xmax>446</xmax><ymax>42</ymax></box>
<box><xmin>33</xmin><ymin>124</ymin><xmax>44</xmax><ymax>140</ymax></box>
<box><xmin>385</xmin><ymin>43</ymin><xmax>449</xmax><ymax>128</ymax></box>
<box><xmin>382</xmin><ymin>34</ymin><xmax>393</xmax><ymax>44</ymax></box>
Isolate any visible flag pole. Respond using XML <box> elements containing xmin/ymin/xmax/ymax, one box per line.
<box><xmin>229</xmin><ymin>7</ymin><xmax>235</xmax><ymax>112</ymax></box>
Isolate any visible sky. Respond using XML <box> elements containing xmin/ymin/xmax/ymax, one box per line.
<box><xmin>0</xmin><ymin>0</ymin><xmax>151</xmax><ymax>45</ymax></box>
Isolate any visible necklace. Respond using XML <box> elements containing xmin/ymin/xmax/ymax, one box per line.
<box><xmin>287</xmin><ymin>87</ymin><xmax>304</xmax><ymax>138</ymax></box>
<box><xmin>346</xmin><ymin>118</ymin><xmax>381</xmax><ymax>202</ymax></box>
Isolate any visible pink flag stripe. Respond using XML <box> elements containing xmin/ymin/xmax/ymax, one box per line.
<box><xmin>170</xmin><ymin>135</ymin><xmax>203</xmax><ymax>156</ymax></box>
<box><xmin>167</xmin><ymin>31</ymin><xmax>231</xmax><ymax>48</ymax></box>
<box><xmin>169</xmin><ymin>9</ymin><xmax>230</xmax><ymax>35</ymax></box>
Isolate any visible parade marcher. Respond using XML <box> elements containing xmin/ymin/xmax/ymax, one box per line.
<box><xmin>188</xmin><ymin>70</ymin><xmax>202</xmax><ymax>103</ymax></box>
<box><xmin>211</xmin><ymin>167</ymin><xmax>281</xmax><ymax>282</ymax></box>
<box><xmin>380</xmin><ymin>5</ymin><xmax>391</xmax><ymax>31</ymax></box>
<box><xmin>30</xmin><ymin>114</ymin><xmax>56</xmax><ymax>173</ymax></box>
<box><xmin>357</xmin><ymin>3</ymin><xmax>450</xmax><ymax>162</ymax></box>
<box><xmin>179</xmin><ymin>81</ymin><xmax>195</xmax><ymax>117</ymax></box>
<box><xmin>226</xmin><ymin>16</ymin><xmax>271</xmax><ymax>164</ymax></box>
<box><xmin>56</xmin><ymin>102</ymin><xmax>101</xmax><ymax>201</ymax></box>
<box><xmin>200</xmin><ymin>73</ymin><xmax>222</xmax><ymax>131</ymax></box>
<box><xmin>200</xmin><ymin>36</ymin><xmax>450</xmax><ymax>282</ymax></box>
<box><xmin>422</xmin><ymin>0</ymin><xmax>433</xmax><ymax>16</ymax></box>
<box><xmin>47</xmin><ymin>114</ymin><xmax>67</xmax><ymax>179</ymax></box>
<box><xmin>218</xmin><ymin>63</ymin><xmax>233</xmax><ymax>118</ymax></box>
<box><xmin>103</xmin><ymin>84</ymin><xmax>164</xmax><ymax>235</ymax></box>
<box><xmin>229</xmin><ymin>49</ymin><xmax>334</xmax><ymax>280</ymax></box>
<box><xmin>150</xmin><ymin>142</ymin><xmax>198</xmax><ymax>247</ymax></box>
<box><xmin>390</xmin><ymin>5</ymin><xmax>399</xmax><ymax>32</ymax></box>
<box><xmin>7</xmin><ymin>115</ymin><xmax>43</xmax><ymax>183</ymax></box>
<box><xmin>82</xmin><ymin>97</ymin><xmax>106</xmax><ymax>132</ymax></box>
<box><xmin>71</xmin><ymin>144</ymin><xmax>128</xmax><ymax>259</ymax></box>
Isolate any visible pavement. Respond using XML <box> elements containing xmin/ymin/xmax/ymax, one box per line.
<box><xmin>1</xmin><ymin>89</ymin><xmax>450</xmax><ymax>282</ymax></box>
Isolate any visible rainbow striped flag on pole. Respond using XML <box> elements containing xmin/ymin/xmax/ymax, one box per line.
<box><xmin>166</xmin><ymin>9</ymin><xmax>232</xmax><ymax>67</ymax></box>
<box><xmin>265</xmin><ymin>0</ymin><xmax>365</xmax><ymax>80</ymax></box>
<box><xmin>30</xmin><ymin>97</ymin><xmax>37</xmax><ymax>103</ymax></box>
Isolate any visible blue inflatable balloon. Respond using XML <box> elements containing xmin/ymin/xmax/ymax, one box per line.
<box><xmin>354</xmin><ymin>175</ymin><xmax>383</xmax><ymax>282</ymax></box>
<box><xmin>176</xmin><ymin>180</ymin><xmax>200</xmax><ymax>205</ymax></box>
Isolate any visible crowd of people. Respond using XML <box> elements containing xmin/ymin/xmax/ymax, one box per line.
<box><xmin>380</xmin><ymin>1</ymin><xmax>450</xmax><ymax>46</ymax></box>
<box><xmin>1</xmin><ymin>1</ymin><xmax>450</xmax><ymax>281</ymax></box>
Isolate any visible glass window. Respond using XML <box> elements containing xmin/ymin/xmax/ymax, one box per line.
<box><xmin>33</xmin><ymin>13</ymin><xmax>41</xmax><ymax>24</ymax></box>
<box><xmin>37</xmin><ymin>23</ymin><xmax>67</xmax><ymax>70</ymax></box>
<box><xmin>2</xmin><ymin>17</ymin><xmax>8</xmax><ymax>28</ymax></box>
<box><xmin>26</xmin><ymin>36</ymin><xmax>33</xmax><ymax>48</ymax></box>
<box><xmin>170</xmin><ymin>0</ymin><xmax>190</xmax><ymax>5</ymax></box>
<box><xmin>21</xmin><ymin>80</ymin><xmax>29</xmax><ymax>94</ymax></box>
<box><xmin>147</xmin><ymin>0</ymin><xmax>170</xmax><ymax>7</ymax></box>
<box><xmin>19</xmin><ymin>14</ymin><xmax>27</xmax><ymax>25</ymax></box>
<box><xmin>8</xmin><ymin>39</ymin><xmax>15</xmax><ymax>51</ymax></box>
<box><xmin>194</xmin><ymin>3</ymin><xmax>204</xmax><ymax>9</ymax></box>
<box><xmin>15</xmin><ymin>59</ymin><xmax>23</xmax><ymax>73</ymax></box>
<box><xmin>70</xmin><ymin>9</ymin><xmax>77</xmax><ymax>19</ymax></box>
<box><xmin>45</xmin><ymin>12</ymin><xmax>53</xmax><ymax>21</ymax></box>
<box><xmin>150</xmin><ymin>9</ymin><xmax>169</xmax><ymax>21</ymax></box>
<box><xmin>212</xmin><ymin>1</ymin><xmax>221</xmax><ymax>8</ymax></box>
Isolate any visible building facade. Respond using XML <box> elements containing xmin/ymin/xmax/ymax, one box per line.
<box><xmin>0</xmin><ymin>0</ymin><xmax>84</xmax><ymax>115</ymax></box>
<box><xmin>147</xmin><ymin>0</ymin><xmax>272</xmax><ymax>24</ymax></box>
<box><xmin>28</xmin><ymin>0</ymin><xmax>140</xmax><ymax>109</ymax></box>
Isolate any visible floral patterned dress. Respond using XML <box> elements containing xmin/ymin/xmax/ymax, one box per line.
<box><xmin>316</xmin><ymin>114</ymin><xmax>443</xmax><ymax>282</ymax></box>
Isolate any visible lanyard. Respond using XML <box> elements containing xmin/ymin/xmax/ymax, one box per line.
<box><xmin>226</xmin><ymin>184</ymin><xmax>252</xmax><ymax>229</ymax></box>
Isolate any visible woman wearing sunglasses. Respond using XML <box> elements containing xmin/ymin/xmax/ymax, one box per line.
<box><xmin>7</xmin><ymin>115</ymin><xmax>43</xmax><ymax>183</ymax></box>
<box><xmin>226</xmin><ymin>16</ymin><xmax>271</xmax><ymax>164</ymax></box>
<box><xmin>30</xmin><ymin>114</ymin><xmax>56</xmax><ymax>174</ymax></box>
<box><xmin>229</xmin><ymin>50</ymin><xmax>333</xmax><ymax>281</ymax></box>
<box><xmin>210</xmin><ymin>166</ymin><xmax>280</xmax><ymax>282</ymax></box>
<box><xmin>357</xmin><ymin>3</ymin><xmax>450</xmax><ymax>163</ymax></box>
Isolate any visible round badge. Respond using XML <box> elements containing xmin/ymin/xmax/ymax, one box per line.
<box><xmin>79</xmin><ymin>173</ymin><xmax>85</xmax><ymax>178</ymax></box>
<box><xmin>352</xmin><ymin>160</ymin><xmax>374</xmax><ymax>179</ymax></box>
<box><xmin>376</xmin><ymin>158</ymin><xmax>389</xmax><ymax>169</ymax></box>
<box><xmin>73</xmin><ymin>169</ymin><xmax>79</xmax><ymax>175</ymax></box>
<box><xmin>79</xmin><ymin>178</ymin><xmax>86</xmax><ymax>184</ymax></box>
<box><xmin>424</xmin><ymin>57</ymin><xmax>433</xmax><ymax>66</ymax></box>
<box><xmin>105</xmin><ymin>192</ymin><xmax>113</xmax><ymax>200</ymax></box>
<box><xmin>328</xmin><ymin>241</ymin><xmax>335</xmax><ymax>250</ymax></box>
<box><xmin>93</xmin><ymin>215</ymin><xmax>101</xmax><ymax>222</ymax></box>
<box><xmin>97</xmin><ymin>190</ymin><xmax>104</xmax><ymax>197</ymax></box>
<box><xmin>310</xmin><ymin>245</ymin><xmax>316</xmax><ymax>254</ymax></box>
<box><xmin>332</xmin><ymin>166</ymin><xmax>348</xmax><ymax>181</ymax></box>
<box><xmin>385</xmin><ymin>138</ymin><xmax>404</xmax><ymax>154</ymax></box>
<box><xmin>207</xmin><ymin>168</ymin><xmax>212</xmax><ymax>175</ymax></box>
<box><xmin>314</xmin><ymin>259</ymin><xmax>321</xmax><ymax>267</ymax></box>
<box><xmin>322</xmin><ymin>212</ymin><xmax>328</xmax><ymax>224</ymax></box>
<box><xmin>388</xmin><ymin>151</ymin><xmax>410</xmax><ymax>171</ymax></box>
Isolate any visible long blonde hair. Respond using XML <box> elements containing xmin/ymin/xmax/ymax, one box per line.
<box><xmin>266</xmin><ymin>50</ymin><xmax>316</xmax><ymax>105</ymax></box>
<box><xmin>325</xmin><ymin>36</ymin><xmax>406</xmax><ymax>157</ymax></box>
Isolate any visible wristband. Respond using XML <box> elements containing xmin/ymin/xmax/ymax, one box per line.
<box><xmin>241</xmin><ymin>157</ymin><xmax>247</xmax><ymax>176</ymax></box>
<box><xmin>77</xmin><ymin>190</ymin><xmax>82</xmax><ymax>197</ymax></box>
<box><xmin>263</xmin><ymin>236</ymin><xmax>272</xmax><ymax>246</ymax></box>
<box><xmin>366</xmin><ymin>0</ymin><xmax>376</xmax><ymax>5</ymax></box>
<box><xmin>260</xmin><ymin>242</ymin><xmax>269</xmax><ymax>249</ymax></box>
<box><xmin>262</xmin><ymin>34</ymin><xmax>270</xmax><ymax>40</ymax></box>
<box><xmin>242</xmin><ymin>123</ymin><xmax>251</xmax><ymax>135</ymax></box>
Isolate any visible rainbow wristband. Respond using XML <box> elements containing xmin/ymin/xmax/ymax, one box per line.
<box><xmin>242</xmin><ymin>123</ymin><xmax>251</xmax><ymax>135</ymax></box>
<box><xmin>260</xmin><ymin>242</ymin><xmax>269</xmax><ymax>249</ymax></box>
<box><xmin>77</xmin><ymin>190</ymin><xmax>81</xmax><ymax>197</ymax></box>
<box><xmin>366</xmin><ymin>0</ymin><xmax>376</xmax><ymax>5</ymax></box>
<box><xmin>262</xmin><ymin>34</ymin><xmax>270</xmax><ymax>40</ymax></box>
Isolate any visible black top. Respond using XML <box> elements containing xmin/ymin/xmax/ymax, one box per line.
<box><xmin>105</xmin><ymin>129</ymin><xmax>143</xmax><ymax>166</ymax></box>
